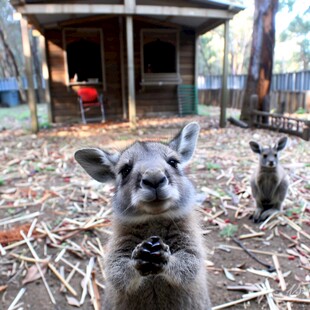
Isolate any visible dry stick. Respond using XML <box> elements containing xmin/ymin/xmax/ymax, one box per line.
<box><xmin>35</xmin><ymin>227</ymin><xmax>62</xmax><ymax>241</ymax></box>
<box><xmin>7</xmin><ymin>287</ymin><xmax>26</xmax><ymax>310</ymax></box>
<box><xmin>60</xmin><ymin>257</ymin><xmax>105</xmax><ymax>289</ymax></box>
<box><xmin>87</xmin><ymin>241</ymin><xmax>104</xmax><ymax>257</ymax></box>
<box><xmin>42</xmin><ymin>222</ymin><xmax>58</xmax><ymax>244</ymax></box>
<box><xmin>300</xmin><ymin>243</ymin><xmax>310</xmax><ymax>255</ymax></box>
<box><xmin>10</xmin><ymin>253</ymin><xmax>49</xmax><ymax>264</ymax></box>
<box><xmin>27</xmin><ymin>218</ymin><xmax>38</xmax><ymax>238</ymax></box>
<box><xmin>0</xmin><ymin>211</ymin><xmax>40</xmax><ymax>226</ymax></box>
<box><xmin>263</xmin><ymin>279</ymin><xmax>278</xmax><ymax>310</ymax></box>
<box><xmin>243</xmin><ymin>224</ymin><xmax>257</xmax><ymax>234</ymax></box>
<box><xmin>91</xmin><ymin>272</ymin><xmax>101</xmax><ymax>310</ymax></box>
<box><xmin>54</xmin><ymin>247</ymin><xmax>67</xmax><ymax>263</ymax></box>
<box><xmin>20</xmin><ymin>230</ymin><xmax>56</xmax><ymax>305</ymax></box>
<box><xmin>80</xmin><ymin>257</ymin><xmax>95</xmax><ymax>305</ymax></box>
<box><xmin>280</xmin><ymin>216</ymin><xmax>310</xmax><ymax>240</ymax></box>
<box><xmin>48</xmin><ymin>263</ymin><xmax>77</xmax><ymax>296</ymax></box>
<box><xmin>232</xmin><ymin>237</ymin><xmax>275</xmax><ymax>272</ymax></box>
<box><xmin>223</xmin><ymin>245</ymin><xmax>290</xmax><ymax>258</ymax></box>
<box><xmin>276</xmin><ymin>296</ymin><xmax>310</xmax><ymax>304</ymax></box>
<box><xmin>278</xmin><ymin>230</ymin><xmax>298</xmax><ymax>245</ymax></box>
<box><xmin>239</xmin><ymin>232</ymin><xmax>265</xmax><ymax>240</ymax></box>
<box><xmin>0</xmin><ymin>193</ymin><xmax>51</xmax><ymax>209</ymax></box>
<box><xmin>272</xmin><ymin>255</ymin><xmax>286</xmax><ymax>291</ymax></box>
<box><xmin>212</xmin><ymin>289</ymin><xmax>274</xmax><ymax>310</ymax></box>
<box><xmin>60</xmin><ymin>262</ymin><xmax>80</xmax><ymax>293</ymax></box>
<box><xmin>259</xmin><ymin>211</ymin><xmax>280</xmax><ymax>230</ymax></box>
<box><xmin>96</xmin><ymin>237</ymin><xmax>105</xmax><ymax>256</ymax></box>
<box><xmin>88</xmin><ymin>273</ymin><xmax>100</xmax><ymax>310</ymax></box>
<box><xmin>0</xmin><ymin>243</ymin><xmax>6</xmax><ymax>256</ymax></box>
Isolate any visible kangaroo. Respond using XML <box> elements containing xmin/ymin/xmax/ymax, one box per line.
<box><xmin>74</xmin><ymin>122</ymin><xmax>211</xmax><ymax>310</ymax></box>
<box><xmin>249</xmin><ymin>136</ymin><xmax>289</xmax><ymax>223</ymax></box>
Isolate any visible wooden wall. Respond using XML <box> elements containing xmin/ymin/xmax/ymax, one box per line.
<box><xmin>45</xmin><ymin>16</ymin><xmax>195</xmax><ymax>123</ymax></box>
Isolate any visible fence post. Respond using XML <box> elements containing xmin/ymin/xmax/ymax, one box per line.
<box><xmin>249</xmin><ymin>94</ymin><xmax>258</xmax><ymax>127</ymax></box>
<box><xmin>262</xmin><ymin>95</ymin><xmax>270</xmax><ymax>124</ymax></box>
<box><xmin>302</xmin><ymin>122</ymin><xmax>310</xmax><ymax>141</ymax></box>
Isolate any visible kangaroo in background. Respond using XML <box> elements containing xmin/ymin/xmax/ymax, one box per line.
<box><xmin>249</xmin><ymin>136</ymin><xmax>289</xmax><ymax>223</ymax></box>
<box><xmin>75</xmin><ymin>122</ymin><xmax>211</xmax><ymax>310</ymax></box>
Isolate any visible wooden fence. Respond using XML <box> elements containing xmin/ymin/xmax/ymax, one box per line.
<box><xmin>198</xmin><ymin>71</ymin><xmax>310</xmax><ymax>113</ymax></box>
<box><xmin>250</xmin><ymin>95</ymin><xmax>310</xmax><ymax>141</ymax></box>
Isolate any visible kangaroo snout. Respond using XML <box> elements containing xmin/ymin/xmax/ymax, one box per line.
<box><xmin>141</xmin><ymin>169</ymin><xmax>168</xmax><ymax>190</ymax></box>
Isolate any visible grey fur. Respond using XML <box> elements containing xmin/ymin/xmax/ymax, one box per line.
<box><xmin>249</xmin><ymin>137</ymin><xmax>289</xmax><ymax>223</ymax></box>
<box><xmin>75</xmin><ymin>122</ymin><xmax>211</xmax><ymax>310</ymax></box>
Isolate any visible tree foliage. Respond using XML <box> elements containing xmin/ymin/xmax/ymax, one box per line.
<box><xmin>0</xmin><ymin>0</ymin><xmax>24</xmax><ymax>78</ymax></box>
<box><xmin>277</xmin><ymin>3</ymin><xmax>309</xmax><ymax>71</ymax></box>
<box><xmin>198</xmin><ymin>0</ymin><xmax>309</xmax><ymax>76</ymax></box>
<box><xmin>198</xmin><ymin>27</ymin><xmax>224</xmax><ymax>75</ymax></box>
<box><xmin>198</xmin><ymin>4</ymin><xmax>253</xmax><ymax>76</ymax></box>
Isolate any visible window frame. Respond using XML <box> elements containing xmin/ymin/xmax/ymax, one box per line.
<box><xmin>63</xmin><ymin>28</ymin><xmax>106</xmax><ymax>90</ymax></box>
<box><xmin>140</xmin><ymin>29</ymin><xmax>181</xmax><ymax>86</ymax></box>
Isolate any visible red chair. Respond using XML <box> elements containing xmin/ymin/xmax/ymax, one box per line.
<box><xmin>77</xmin><ymin>87</ymin><xmax>105</xmax><ymax>124</ymax></box>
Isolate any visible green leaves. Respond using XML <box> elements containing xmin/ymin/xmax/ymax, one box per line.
<box><xmin>219</xmin><ymin>224</ymin><xmax>238</xmax><ymax>238</ymax></box>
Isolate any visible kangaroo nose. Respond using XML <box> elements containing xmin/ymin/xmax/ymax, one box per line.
<box><xmin>269</xmin><ymin>161</ymin><xmax>275</xmax><ymax>167</ymax></box>
<box><xmin>141</xmin><ymin>170</ymin><xmax>168</xmax><ymax>189</ymax></box>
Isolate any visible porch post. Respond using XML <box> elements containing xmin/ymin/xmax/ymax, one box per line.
<box><xmin>39</xmin><ymin>34</ymin><xmax>52</xmax><ymax>123</ymax></box>
<box><xmin>119</xmin><ymin>17</ymin><xmax>127</xmax><ymax>120</ymax></box>
<box><xmin>20</xmin><ymin>16</ymin><xmax>39</xmax><ymax>133</ymax></box>
<box><xmin>194</xmin><ymin>33</ymin><xmax>199</xmax><ymax>114</ymax></box>
<box><xmin>125</xmin><ymin>0</ymin><xmax>136</xmax><ymax>125</ymax></box>
<box><xmin>220</xmin><ymin>20</ymin><xmax>229</xmax><ymax>128</ymax></box>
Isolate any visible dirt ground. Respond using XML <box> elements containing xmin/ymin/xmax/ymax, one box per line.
<box><xmin>0</xmin><ymin>113</ymin><xmax>309</xmax><ymax>310</ymax></box>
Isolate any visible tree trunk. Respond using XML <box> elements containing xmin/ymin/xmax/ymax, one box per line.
<box><xmin>30</xmin><ymin>35</ymin><xmax>44</xmax><ymax>102</ymax></box>
<box><xmin>240</xmin><ymin>0</ymin><xmax>278</xmax><ymax>121</ymax></box>
<box><xmin>0</xmin><ymin>28</ymin><xmax>26</xmax><ymax>101</ymax></box>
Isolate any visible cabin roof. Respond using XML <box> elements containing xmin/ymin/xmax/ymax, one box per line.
<box><xmin>11</xmin><ymin>0</ymin><xmax>245</xmax><ymax>34</ymax></box>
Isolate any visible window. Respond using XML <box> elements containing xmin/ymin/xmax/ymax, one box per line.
<box><xmin>64</xmin><ymin>28</ymin><xmax>105</xmax><ymax>87</ymax></box>
<box><xmin>141</xmin><ymin>29</ymin><xmax>181</xmax><ymax>85</ymax></box>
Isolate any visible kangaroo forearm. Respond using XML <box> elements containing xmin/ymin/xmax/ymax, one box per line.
<box><xmin>106</xmin><ymin>257</ymin><xmax>142</xmax><ymax>293</ymax></box>
<box><xmin>162</xmin><ymin>252</ymin><xmax>201</xmax><ymax>286</ymax></box>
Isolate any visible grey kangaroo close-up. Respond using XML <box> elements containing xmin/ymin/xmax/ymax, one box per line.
<box><xmin>75</xmin><ymin>122</ymin><xmax>211</xmax><ymax>310</ymax></box>
<box><xmin>249</xmin><ymin>136</ymin><xmax>289</xmax><ymax>223</ymax></box>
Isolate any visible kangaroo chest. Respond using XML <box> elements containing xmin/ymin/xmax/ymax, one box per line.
<box><xmin>257</xmin><ymin>172</ymin><xmax>279</xmax><ymax>200</ymax></box>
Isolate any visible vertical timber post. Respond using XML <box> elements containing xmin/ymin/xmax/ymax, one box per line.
<box><xmin>194</xmin><ymin>33</ymin><xmax>199</xmax><ymax>114</ymax></box>
<box><xmin>119</xmin><ymin>16</ymin><xmax>127</xmax><ymax>120</ymax></box>
<box><xmin>220</xmin><ymin>20</ymin><xmax>229</xmax><ymax>128</ymax></box>
<box><xmin>125</xmin><ymin>0</ymin><xmax>136</xmax><ymax>127</ymax></box>
<box><xmin>39</xmin><ymin>34</ymin><xmax>52</xmax><ymax>124</ymax></box>
<box><xmin>20</xmin><ymin>17</ymin><xmax>38</xmax><ymax>133</ymax></box>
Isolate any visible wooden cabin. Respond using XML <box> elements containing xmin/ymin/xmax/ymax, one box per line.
<box><xmin>11</xmin><ymin>0</ymin><xmax>244</xmax><ymax>128</ymax></box>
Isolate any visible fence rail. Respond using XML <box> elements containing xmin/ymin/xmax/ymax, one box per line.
<box><xmin>198</xmin><ymin>71</ymin><xmax>310</xmax><ymax>91</ymax></box>
<box><xmin>0</xmin><ymin>75</ymin><xmax>45</xmax><ymax>91</ymax></box>
<box><xmin>250</xmin><ymin>95</ymin><xmax>310</xmax><ymax>141</ymax></box>
<box><xmin>198</xmin><ymin>71</ymin><xmax>310</xmax><ymax>113</ymax></box>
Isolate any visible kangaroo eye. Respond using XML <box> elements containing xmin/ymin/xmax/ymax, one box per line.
<box><xmin>274</xmin><ymin>153</ymin><xmax>277</xmax><ymax>157</ymax></box>
<box><xmin>119</xmin><ymin>164</ymin><xmax>132</xmax><ymax>178</ymax></box>
<box><xmin>167</xmin><ymin>158</ymin><xmax>179</xmax><ymax>168</ymax></box>
<box><xmin>263</xmin><ymin>154</ymin><xmax>267</xmax><ymax>159</ymax></box>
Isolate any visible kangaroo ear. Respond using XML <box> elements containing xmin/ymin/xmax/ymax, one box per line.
<box><xmin>249</xmin><ymin>141</ymin><xmax>261</xmax><ymax>154</ymax></box>
<box><xmin>74</xmin><ymin>148</ymin><xmax>120</xmax><ymax>183</ymax></box>
<box><xmin>276</xmin><ymin>137</ymin><xmax>288</xmax><ymax>152</ymax></box>
<box><xmin>169</xmin><ymin>122</ymin><xmax>200</xmax><ymax>164</ymax></box>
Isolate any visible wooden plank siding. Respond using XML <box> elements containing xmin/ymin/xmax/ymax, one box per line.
<box><xmin>45</xmin><ymin>16</ymin><xmax>195</xmax><ymax>122</ymax></box>
<box><xmin>134</xmin><ymin>19</ymin><xmax>195</xmax><ymax>117</ymax></box>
